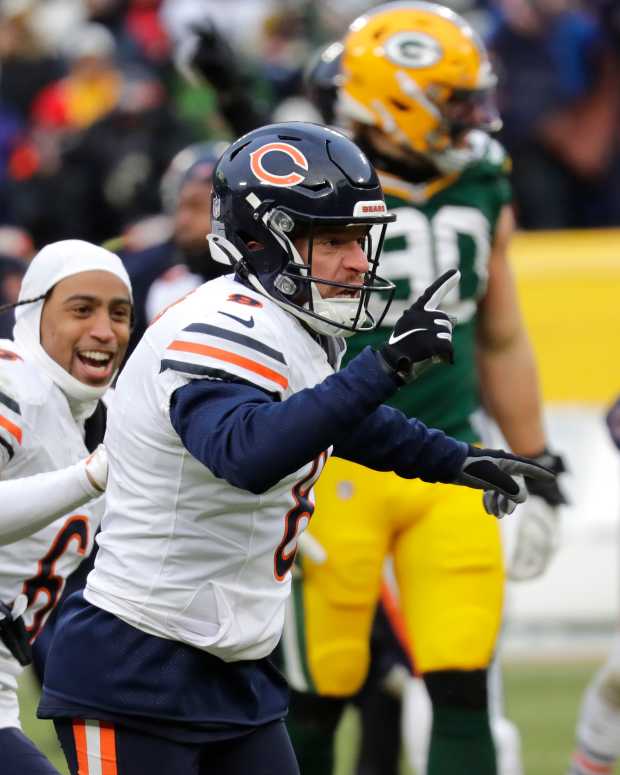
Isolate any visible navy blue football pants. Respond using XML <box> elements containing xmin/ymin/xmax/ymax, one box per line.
<box><xmin>0</xmin><ymin>727</ymin><xmax>62</xmax><ymax>774</ymax></box>
<box><xmin>54</xmin><ymin>718</ymin><xmax>300</xmax><ymax>775</ymax></box>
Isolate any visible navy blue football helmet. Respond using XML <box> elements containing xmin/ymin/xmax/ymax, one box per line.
<box><xmin>208</xmin><ymin>122</ymin><xmax>396</xmax><ymax>337</ymax></box>
<box><xmin>304</xmin><ymin>42</ymin><xmax>343</xmax><ymax>125</ymax></box>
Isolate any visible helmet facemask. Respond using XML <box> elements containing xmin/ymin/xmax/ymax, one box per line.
<box><xmin>427</xmin><ymin>81</ymin><xmax>502</xmax><ymax>173</ymax></box>
<box><xmin>211</xmin><ymin>193</ymin><xmax>396</xmax><ymax>338</ymax></box>
<box><xmin>274</xmin><ymin>215</ymin><xmax>395</xmax><ymax>337</ymax></box>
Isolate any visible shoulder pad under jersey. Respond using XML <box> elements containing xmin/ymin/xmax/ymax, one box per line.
<box><xmin>159</xmin><ymin>285</ymin><xmax>290</xmax><ymax>396</ymax></box>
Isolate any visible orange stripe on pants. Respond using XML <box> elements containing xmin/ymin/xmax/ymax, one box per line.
<box><xmin>72</xmin><ymin>720</ymin><xmax>89</xmax><ymax>775</ymax></box>
<box><xmin>100</xmin><ymin>722</ymin><xmax>118</xmax><ymax>775</ymax></box>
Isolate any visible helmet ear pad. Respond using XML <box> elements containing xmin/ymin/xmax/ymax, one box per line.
<box><xmin>247</xmin><ymin>245</ymin><xmax>310</xmax><ymax>310</ymax></box>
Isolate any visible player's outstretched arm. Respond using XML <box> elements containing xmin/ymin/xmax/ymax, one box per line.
<box><xmin>333</xmin><ymin>410</ymin><xmax>556</xmax><ymax>518</ymax></box>
<box><xmin>169</xmin><ymin>270</ymin><xmax>554</xmax><ymax>507</ymax></box>
<box><xmin>0</xmin><ymin>445</ymin><xmax>106</xmax><ymax>546</ymax></box>
<box><xmin>173</xmin><ymin>18</ymin><xmax>268</xmax><ymax>136</ymax></box>
<box><xmin>337</xmin><ymin>268</ymin><xmax>557</xmax><ymax>517</ymax></box>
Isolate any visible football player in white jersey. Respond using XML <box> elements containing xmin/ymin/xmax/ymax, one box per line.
<box><xmin>38</xmin><ymin>123</ymin><xmax>554</xmax><ymax>775</ymax></box>
<box><xmin>0</xmin><ymin>239</ymin><xmax>132</xmax><ymax>774</ymax></box>
<box><xmin>566</xmin><ymin>396</ymin><xmax>620</xmax><ymax>775</ymax></box>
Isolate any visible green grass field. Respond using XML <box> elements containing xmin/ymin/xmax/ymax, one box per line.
<box><xmin>17</xmin><ymin>660</ymin><xmax>611</xmax><ymax>774</ymax></box>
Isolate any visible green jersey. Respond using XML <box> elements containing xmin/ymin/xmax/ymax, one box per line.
<box><xmin>346</xmin><ymin>133</ymin><xmax>512</xmax><ymax>442</ymax></box>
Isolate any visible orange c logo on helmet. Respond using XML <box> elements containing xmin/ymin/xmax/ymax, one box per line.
<box><xmin>250</xmin><ymin>142</ymin><xmax>309</xmax><ymax>187</ymax></box>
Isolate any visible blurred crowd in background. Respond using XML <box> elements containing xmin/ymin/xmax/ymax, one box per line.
<box><xmin>0</xmin><ymin>0</ymin><xmax>618</xmax><ymax>336</ymax></box>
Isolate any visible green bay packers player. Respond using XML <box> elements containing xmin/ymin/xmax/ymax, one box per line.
<box><xmin>281</xmin><ymin>4</ymin><xmax>566</xmax><ymax>775</ymax></box>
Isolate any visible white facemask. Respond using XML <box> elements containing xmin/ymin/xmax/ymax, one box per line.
<box><xmin>305</xmin><ymin>282</ymin><xmax>369</xmax><ymax>338</ymax></box>
<box><xmin>13</xmin><ymin>240</ymin><xmax>133</xmax><ymax>420</ymax></box>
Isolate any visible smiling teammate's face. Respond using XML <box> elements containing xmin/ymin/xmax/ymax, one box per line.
<box><xmin>39</xmin><ymin>270</ymin><xmax>132</xmax><ymax>386</ymax></box>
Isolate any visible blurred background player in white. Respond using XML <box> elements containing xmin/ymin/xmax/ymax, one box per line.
<box><xmin>0</xmin><ymin>239</ymin><xmax>132</xmax><ymax>774</ymax></box>
<box><xmin>566</xmin><ymin>395</ymin><xmax>620</xmax><ymax>775</ymax></box>
<box><xmin>115</xmin><ymin>139</ymin><xmax>230</xmax><ymax>356</ymax></box>
<box><xmin>278</xmin><ymin>6</ymin><xmax>567</xmax><ymax>775</ymax></box>
<box><xmin>144</xmin><ymin>139</ymin><xmax>230</xmax><ymax>323</ymax></box>
<box><xmin>37</xmin><ymin>121</ymin><xmax>552</xmax><ymax>775</ymax></box>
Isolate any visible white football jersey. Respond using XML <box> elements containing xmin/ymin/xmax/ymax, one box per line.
<box><xmin>145</xmin><ymin>264</ymin><xmax>202</xmax><ymax>325</ymax></box>
<box><xmin>86</xmin><ymin>275</ymin><xmax>338</xmax><ymax>661</ymax></box>
<box><xmin>0</xmin><ymin>341</ymin><xmax>103</xmax><ymax>722</ymax></box>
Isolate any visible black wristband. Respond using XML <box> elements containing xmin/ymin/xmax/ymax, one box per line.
<box><xmin>524</xmin><ymin>447</ymin><xmax>567</xmax><ymax>505</ymax></box>
<box><xmin>375</xmin><ymin>348</ymin><xmax>408</xmax><ymax>386</ymax></box>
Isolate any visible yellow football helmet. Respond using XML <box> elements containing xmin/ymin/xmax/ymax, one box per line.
<box><xmin>340</xmin><ymin>1</ymin><xmax>500</xmax><ymax>161</ymax></box>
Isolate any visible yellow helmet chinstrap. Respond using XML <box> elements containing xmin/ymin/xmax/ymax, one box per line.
<box><xmin>340</xmin><ymin>1</ymin><xmax>498</xmax><ymax>156</ymax></box>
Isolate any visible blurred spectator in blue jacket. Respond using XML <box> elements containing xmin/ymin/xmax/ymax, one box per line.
<box><xmin>488</xmin><ymin>0</ymin><xmax>620</xmax><ymax>228</ymax></box>
<box><xmin>0</xmin><ymin>254</ymin><xmax>25</xmax><ymax>339</ymax></box>
<box><xmin>0</xmin><ymin>224</ymin><xmax>34</xmax><ymax>339</ymax></box>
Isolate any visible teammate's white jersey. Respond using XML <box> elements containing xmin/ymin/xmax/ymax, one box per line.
<box><xmin>86</xmin><ymin>275</ymin><xmax>336</xmax><ymax>662</ymax></box>
<box><xmin>145</xmin><ymin>264</ymin><xmax>202</xmax><ymax>325</ymax></box>
<box><xmin>0</xmin><ymin>341</ymin><xmax>103</xmax><ymax>725</ymax></box>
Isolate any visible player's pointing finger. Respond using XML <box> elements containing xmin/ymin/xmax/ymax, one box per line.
<box><xmin>414</xmin><ymin>269</ymin><xmax>461</xmax><ymax>311</ymax></box>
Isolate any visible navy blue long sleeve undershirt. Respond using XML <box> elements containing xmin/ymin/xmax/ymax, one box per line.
<box><xmin>169</xmin><ymin>346</ymin><xmax>468</xmax><ymax>494</ymax></box>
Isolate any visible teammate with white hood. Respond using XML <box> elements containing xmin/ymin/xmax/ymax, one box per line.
<box><xmin>0</xmin><ymin>239</ymin><xmax>132</xmax><ymax>774</ymax></box>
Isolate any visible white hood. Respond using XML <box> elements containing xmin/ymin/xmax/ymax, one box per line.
<box><xmin>13</xmin><ymin>239</ymin><xmax>132</xmax><ymax>419</ymax></box>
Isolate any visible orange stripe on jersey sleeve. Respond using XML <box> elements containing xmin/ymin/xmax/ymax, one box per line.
<box><xmin>100</xmin><ymin>722</ymin><xmax>118</xmax><ymax>775</ymax></box>
<box><xmin>168</xmin><ymin>340</ymin><xmax>289</xmax><ymax>389</ymax></box>
<box><xmin>0</xmin><ymin>413</ymin><xmax>21</xmax><ymax>444</ymax></box>
<box><xmin>72</xmin><ymin>720</ymin><xmax>89</xmax><ymax>775</ymax></box>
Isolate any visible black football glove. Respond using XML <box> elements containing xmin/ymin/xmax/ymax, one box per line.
<box><xmin>522</xmin><ymin>448</ymin><xmax>568</xmax><ymax>506</ymax></box>
<box><xmin>188</xmin><ymin>20</ymin><xmax>243</xmax><ymax>91</ymax></box>
<box><xmin>454</xmin><ymin>446</ymin><xmax>557</xmax><ymax>518</ymax></box>
<box><xmin>0</xmin><ymin>595</ymin><xmax>31</xmax><ymax>666</ymax></box>
<box><xmin>379</xmin><ymin>269</ymin><xmax>460</xmax><ymax>384</ymax></box>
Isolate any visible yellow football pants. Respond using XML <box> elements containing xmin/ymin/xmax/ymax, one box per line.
<box><xmin>289</xmin><ymin>456</ymin><xmax>504</xmax><ymax>697</ymax></box>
